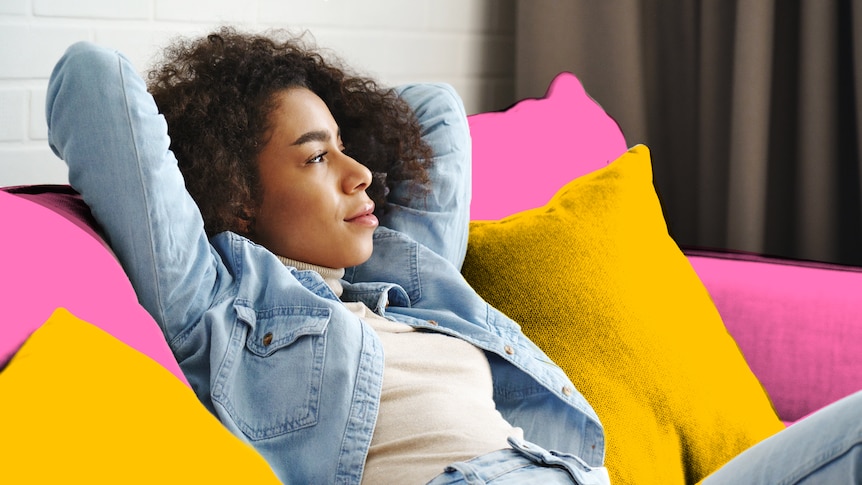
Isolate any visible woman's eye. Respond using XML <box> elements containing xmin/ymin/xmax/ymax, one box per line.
<box><xmin>307</xmin><ymin>152</ymin><xmax>327</xmax><ymax>164</ymax></box>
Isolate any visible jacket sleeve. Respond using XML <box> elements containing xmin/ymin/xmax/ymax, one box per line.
<box><xmin>46</xmin><ymin>41</ymin><xmax>222</xmax><ymax>342</ymax></box>
<box><xmin>379</xmin><ymin>83</ymin><xmax>473</xmax><ymax>270</ymax></box>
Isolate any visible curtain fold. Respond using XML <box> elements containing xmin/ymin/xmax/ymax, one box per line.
<box><xmin>516</xmin><ymin>0</ymin><xmax>862</xmax><ymax>265</ymax></box>
<box><xmin>726</xmin><ymin>0</ymin><xmax>772</xmax><ymax>254</ymax></box>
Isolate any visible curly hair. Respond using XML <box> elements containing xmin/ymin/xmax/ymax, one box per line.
<box><xmin>146</xmin><ymin>27</ymin><xmax>432</xmax><ymax>236</ymax></box>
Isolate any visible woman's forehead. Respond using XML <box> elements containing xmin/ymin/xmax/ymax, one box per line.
<box><xmin>269</xmin><ymin>88</ymin><xmax>339</xmax><ymax>140</ymax></box>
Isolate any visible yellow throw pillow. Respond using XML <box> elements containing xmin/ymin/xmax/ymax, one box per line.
<box><xmin>462</xmin><ymin>145</ymin><xmax>784</xmax><ymax>485</ymax></box>
<box><xmin>0</xmin><ymin>308</ymin><xmax>281</xmax><ymax>484</ymax></box>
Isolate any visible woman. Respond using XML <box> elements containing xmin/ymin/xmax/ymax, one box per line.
<box><xmin>46</xmin><ymin>28</ymin><xmax>860</xmax><ymax>484</ymax></box>
<box><xmin>47</xmin><ymin>28</ymin><xmax>605</xmax><ymax>484</ymax></box>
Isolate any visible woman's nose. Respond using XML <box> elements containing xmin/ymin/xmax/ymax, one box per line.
<box><xmin>341</xmin><ymin>153</ymin><xmax>372</xmax><ymax>193</ymax></box>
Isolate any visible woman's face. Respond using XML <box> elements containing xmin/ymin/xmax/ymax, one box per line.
<box><xmin>252</xmin><ymin>87</ymin><xmax>379</xmax><ymax>268</ymax></box>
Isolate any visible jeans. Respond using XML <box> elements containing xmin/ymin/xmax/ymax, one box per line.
<box><xmin>702</xmin><ymin>389</ymin><xmax>862</xmax><ymax>484</ymax></box>
<box><xmin>47</xmin><ymin>41</ymin><xmax>862</xmax><ymax>485</ymax></box>
<box><xmin>432</xmin><ymin>391</ymin><xmax>862</xmax><ymax>484</ymax></box>
<box><xmin>427</xmin><ymin>437</ymin><xmax>610</xmax><ymax>485</ymax></box>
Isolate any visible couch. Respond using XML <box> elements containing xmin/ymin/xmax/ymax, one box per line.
<box><xmin>2</xmin><ymin>72</ymin><xmax>861</xmax><ymax>484</ymax></box>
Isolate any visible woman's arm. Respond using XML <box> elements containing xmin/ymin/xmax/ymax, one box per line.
<box><xmin>379</xmin><ymin>83</ymin><xmax>472</xmax><ymax>270</ymax></box>
<box><xmin>46</xmin><ymin>42</ymin><xmax>220</xmax><ymax>342</ymax></box>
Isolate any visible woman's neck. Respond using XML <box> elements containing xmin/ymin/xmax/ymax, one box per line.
<box><xmin>276</xmin><ymin>255</ymin><xmax>345</xmax><ymax>297</ymax></box>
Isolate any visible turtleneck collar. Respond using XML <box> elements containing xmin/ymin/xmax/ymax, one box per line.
<box><xmin>276</xmin><ymin>255</ymin><xmax>345</xmax><ymax>297</ymax></box>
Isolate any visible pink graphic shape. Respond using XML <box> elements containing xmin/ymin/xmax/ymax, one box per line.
<box><xmin>0</xmin><ymin>190</ymin><xmax>188</xmax><ymax>385</ymax></box>
<box><xmin>468</xmin><ymin>71</ymin><xmax>628</xmax><ymax>220</ymax></box>
<box><xmin>689</xmin><ymin>254</ymin><xmax>862</xmax><ymax>422</ymax></box>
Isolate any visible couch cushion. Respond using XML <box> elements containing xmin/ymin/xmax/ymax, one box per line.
<box><xmin>467</xmin><ymin>71</ymin><xmax>628</xmax><ymax>220</ymax></box>
<box><xmin>461</xmin><ymin>145</ymin><xmax>785</xmax><ymax>485</ymax></box>
<box><xmin>687</xmin><ymin>251</ymin><xmax>862</xmax><ymax>423</ymax></box>
<box><xmin>0</xmin><ymin>187</ymin><xmax>185</xmax><ymax>383</ymax></box>
<box><xmin>0</xmin><ymin>307</ymin><xmax>280</xmax><ymax>483</ymax></box>
<box><xmin>3</xmin><ymin>184</ymin><xmax>107</xmax><ymax>247</ymax></box>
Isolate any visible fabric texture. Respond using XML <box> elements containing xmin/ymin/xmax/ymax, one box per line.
<box><xmin>359</xmin><ymin>304</ymin><xmax>522</xmax><ymax>484</ymax></box>
<box><xmin>700</xmin><ymin>389</ymin><xmax>862</xmax><ymax>484</ymax></box>
<box><xmin>47</xmin><ymin>42</ymin><xmax>604</xmax><ymax>484</ymax></box>
<box><xmin>427</xmin><ymin>436</ymin><xmax>610</xmax><ymax>485</ymax></box>
<box><xmin>461</xmin><ymin>145</ymin><xmax>785</xmax><ymax>485</ymax></box>
<box><xmin>2</xmin><ymin>184</ymin><xmax>107</xmax><ymax>247</ymax></box>
<box><xmin>687</xmin><ymin>253</ymin><xmax>862</xmax><ymax>423</ymax></box>
<box><xmin>0</xmin><ymin>307</ymin><xmax>280</xmax><ymax>484</ymax></box>
<box><xmin>514</xmin><ymin>1</ymin><xmax>862</xmax><ymax>267</ymax></box>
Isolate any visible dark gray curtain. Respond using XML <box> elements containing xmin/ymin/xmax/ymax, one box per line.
<box><xmin>515</xmin><ymin>0</ymin><xmax>862</xmax><ymax>266</ymax></box>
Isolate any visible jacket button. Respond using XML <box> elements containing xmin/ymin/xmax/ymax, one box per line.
<box><xmin>562</xmin><ymin>386</ymin><xmax>573</xmax><ymax>397</ymax></box>
<box><xmin>262</xmin><ymin>332</ymin><xmax>273</xmax><ymax>346</ymax></box>
<box><xmin>504</xmin><ymin>345</ymin><xmax>514</xmax><ymax>355</ymax></box>
<box><xmin>427</xmin><ymin>320</ymin><xmax>438</xmax><ymax>326</ymax></box>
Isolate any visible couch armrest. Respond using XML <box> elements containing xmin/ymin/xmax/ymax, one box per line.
<box><xmin>685</xmin><ymin>248</ymin><xmax>862</xmax><ymax>422</ymax></box>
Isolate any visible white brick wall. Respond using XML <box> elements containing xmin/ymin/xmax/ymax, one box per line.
<box><xmin>0</xmin><ymin>0</ymin><xmax>515</xmax><ymax>186</ymax></box>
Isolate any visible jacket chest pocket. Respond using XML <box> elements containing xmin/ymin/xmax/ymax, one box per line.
<box><xmin>214</xmin><ymin>306</ymin><xmax>331</xmax><ymax>441</ymax></box>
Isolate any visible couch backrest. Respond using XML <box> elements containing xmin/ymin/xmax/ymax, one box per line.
<box><xmin>467</xmin><ymin>71</ymin><xmax>628</xmax><ymax>220</ymax></box>
<box><xmin>0</xmin><ymin>186</ymin><xmax>187</xmax><ymax>384</ymax></box>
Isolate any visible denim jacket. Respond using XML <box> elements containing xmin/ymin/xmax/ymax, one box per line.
<box><xmin>47</xmin><ymin>42</ymin><xmax>605</xmax><ymax>484</ymax></box>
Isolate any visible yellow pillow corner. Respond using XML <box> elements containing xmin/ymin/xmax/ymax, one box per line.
<box><xmin>0</xmin><ymin>307</ymin><xmax>280</xmax><ymax>484</ymax></box>
<box><xmin>463</xmin><ymin>145</ymin><xmax>783</xmax><ymax>485</ymax></box>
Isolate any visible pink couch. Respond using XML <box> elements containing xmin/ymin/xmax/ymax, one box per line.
<box><xmin>2</xmin><ymin>71</ymin><xmax>861</xmax><ymax>479</ymax></box>
<box><xmin>4</xmin><ymin>186</ymin><xmax>860</xmax><ymax>426</ymax></box>
<box><xmin>686</xmin><ymin>249</ymin><xmax>862</xmax><ymax>423</ymax></box>
<box><xmin>465</xmin><ymin>71</ymin><xmax>862</xmax><ymax>426</ymax></box>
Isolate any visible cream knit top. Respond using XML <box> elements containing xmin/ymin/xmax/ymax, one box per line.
<box><xmin>277</xmin><ymin>256</ymin><xmax>523</xmax><ymax>484</ymax></box>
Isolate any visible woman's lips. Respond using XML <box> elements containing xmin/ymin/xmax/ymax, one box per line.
<box><xmin>347</xmin><ymin>213</ymin><xmax>379</xmax><ymax>227</ymax></box>
<box><xmin>345</xmin><ymin>203</ymin><xmax>379</xmax><ymax>227</ymax></box>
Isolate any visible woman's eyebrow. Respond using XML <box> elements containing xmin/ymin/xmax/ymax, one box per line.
<box><xmin>291</xmin><ymin>128</ymin><xmax>342</xmax><ymax>146</ymax></box>
<box><xmin>291</xmin><ymin>130</ymin><xmax>329</xmax><ymax>146</ymax></box>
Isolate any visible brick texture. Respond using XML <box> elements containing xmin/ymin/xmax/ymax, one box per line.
<box><xmin>1</xmin><ymin>0</ymin><xmax>515</xmax><ymax>185</ymax></box>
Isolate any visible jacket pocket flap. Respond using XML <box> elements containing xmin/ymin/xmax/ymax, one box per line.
<box><xmin>238</xmin><ymin>306</ymin><xmax>331</xmax><ymax>357</ymax></box>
